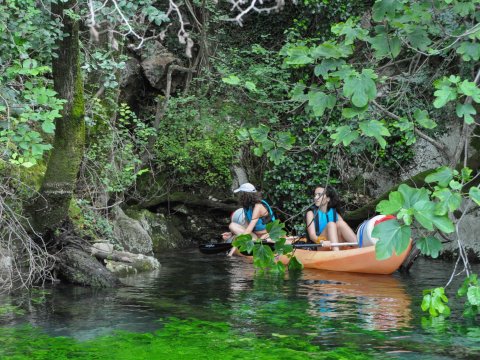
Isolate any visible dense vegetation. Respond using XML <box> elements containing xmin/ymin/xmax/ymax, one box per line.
<box><xmin>0</xmin><ymin>0</ymin><xmax>479</xmax><ymax>321</ymax></box>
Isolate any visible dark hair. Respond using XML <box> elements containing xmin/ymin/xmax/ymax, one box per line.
<box><xmin>313</xmin><ymin>186</ymin><xmax>340</xmax><ymax>210</ymax></box>
<box><xmin>239</xmin><ymin>191</ymin><xmax>263</xmax><ymax>208</ymax></box>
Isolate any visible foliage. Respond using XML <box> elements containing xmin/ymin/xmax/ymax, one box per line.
<box><xmin>421</xmin><ymin>287</ymin><xmax>451</xmax><ymax>317</ymax></box>
<box><xmin>0</xmin><ymin>0</ymin><xmax>64</xmax><ymax>167</ymax></box>
<box><xmin>69</xmin><ymin>198</ymin><xmax>115</xmax><ymax>242</ymax></box>
<box><xmin>457</xmin><ymin>274</ymin><xmax>480</xmax><ymax>317</ymax></box>
<box><xmin>154</xmin><ymin>95</ymin><xmax>239</xmax><ymax>190</ymax></box>
<box><xmin>233</xmin><ymin>220</ymin><xmax>303</xmax><ymax>273</ymax></box>
<box><xmin>84</xmin><ymin>101</ymin><xmax>153</xmax><ymax>194</ymax></box>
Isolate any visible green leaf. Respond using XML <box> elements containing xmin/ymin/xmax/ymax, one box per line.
<box><xmin>458</xmin><ymin>81</ymin><xmax>480</xmax><ymax>102</ymax></box>
<box><xmin>413</xmin><ymin>200</ymin><xmax>455</xmax><ymax>233</ymax></box>
<box><xmin>469</xmin><ymin>186</ymin><xmax>480</xmax><ymax>206</ymax></box>
<box><xmin>244</xmin><ymin>81</ymin><xmax>257</xmax><ymax>92</ymax></box>
<box><xmin>414</xmin><ymin>109</ymin><xmax>437</xmax><ymax>129</ymax></box>
<box><xmin>288</xmin><ymin>256</ymin><xmax>304</xmax><ymax>271</ymax></box>
<box><xmin>342</xmin><ymin>106</ymin><xmax>367</xmax><ymax>119</ymax></box>
<box><xmin>237</xmin><ymin>128</ymin><xmax>250</xmax><ymax>141</ymax></box>
<box><xmin>343</xmin><ymin>70</ymin><xmax>377</xmax><ymax>107</ymax></box>
<box><xmin>372</xmin><ymin>0</ymin><xmax>403</xmax><ymax>21</ymax></box>
<box><xmin>330</xmin><ymin>126</ymin><xmax>359</xmax><ymax>146</ymax></box>
<box><xmin>359</xmin><ymin>120</ymin><xmax>390</xmax><ymax>148</ymax></box>
<box><xmin>41</xmin><ymin>121</ymin><xmax>55</xmax><ymax>134</ymax></box>
<box><xmin>266</xmin><ymin>220</ymin><xmax>287</xmax><ymax>241</ymax></box>
<box><xmin>376</xmin><ymin>191</ymin><xmax>403</xmax><ymax>215</ymax></box>
<box><xmin>433</xmin><ymin>188</ymin><xmax>462</xmax><ymax>215</ymax></box>
<box><xmin>222</xmin><ymin>75</ymin><xmax>240</xmax><ymax>85</ymax></box>
<box><xmin>314</xmin><ymin>59</ymin><xmax>345</xmax><ymax>78</ymax></box>
<box><xmin>425</xmin><ymin>167</ymin><xmax>453</xmax><ymax>187</ymax></box>
<box><xmin>397</xmin><ymin>184</ymin><xmax>430</xmax><ymax>208</ymax></box>
<box><xmin>433</xmin><ymin>85</ymin><xmax>457</xmax><ymax>108</ymax></box>
<box><xmin>456</xmin><ymin>41</ymin><xmax>480</xmax><ymax>61</ymax></box>
<box><xmin>311</xmin><ymin>42</ymin><xmax>345</xmax><ymax>59</ymax></box>
<box><xmin>369</xmin><ymin>32</ymin><xmax>401</xmax><ymax>59</ymax></box>
<box><xmin>406</xmin><ymin>26</ymin><xmax>431</xmax><ymax>51</ymax></box>
<box><xmin>373</xmin><ymin>219</ymin><xmax>411</xmax><ymax>260</ymax></box>
<box><xmin>285</xmin><ymin>46</ymin><xmax>313</xmax><ymax>65</ymax></box>
<box><xmin>456</xmin><ymin>103</ymin><xmax>476</xmax><ymax>124</ymax></box>
<box><xmin>308</xmin><ymin>90</ymin><xmax>336</xmax><ymax>116</ymax></box>
<box><xmin>249</xmin><ymin>125</ymin><xmax>269</xmax><ymax>143</ymax></box>
<box><xmin>416</xmin><ymin>236</ymin><xmax>442</xmax><ymax>258</ymax></box>
<box><xmin>276</xmin><ymin>132</ymin><xmax>295</xmax><ymax>150</ymax></box>
<box><xmin>268</xmin><ymin>148</ymin><xmax>285</xmax><ymax>165</ymax></box>
<box><xmin>467</xmin><ymin>286</ymin><xmax>480</xmax><ymax>306</ymax></box>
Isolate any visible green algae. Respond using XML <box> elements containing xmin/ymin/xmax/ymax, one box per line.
<box><xmin>0</xmin><ymin>318</ymin><xmax>374</xmax><ymax>360</ymax></box>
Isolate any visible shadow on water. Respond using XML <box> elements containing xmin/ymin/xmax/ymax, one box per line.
<box><xmin>0</xmin><ymin>248</ymin><xmax>479</xmax><ymax>358</ymax></box>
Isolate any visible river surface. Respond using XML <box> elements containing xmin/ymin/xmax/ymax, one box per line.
<box><xmin>0</xmin><ymin>249</ymin><xmax>479</xmax><ymax>359</ymax></box>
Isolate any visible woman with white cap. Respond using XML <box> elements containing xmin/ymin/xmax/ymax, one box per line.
<box><xmin>225</xmin><ymin>183</ymin><xmax>276</xmax><ymax>256</ymax></box>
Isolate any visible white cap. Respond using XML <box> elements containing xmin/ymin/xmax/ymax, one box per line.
<box><xmin>233</xmin><ymin>182</ymin><xmax>256</xmax><ymax>193</ymax></box>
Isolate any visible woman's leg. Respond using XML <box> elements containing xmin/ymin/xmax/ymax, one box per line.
<box><xmin>325</xmin><ymin>222</ymin><xmax>340</xmax><ymax>251</ymax></box>
<box><xmin>336</xmin><ymin>220</ymin><xmax>357</xmax><ymax>243</ymax></box>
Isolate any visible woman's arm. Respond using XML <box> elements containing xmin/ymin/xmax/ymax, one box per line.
<box><xmin>305</xmin><ymin>210</ymin><xmax>317</xmax><ymax>241</ymax></box>
<box><xmin>243</xmin><ymin>203</ymin><xmax>264</xmax><ymax>234</ymax></box>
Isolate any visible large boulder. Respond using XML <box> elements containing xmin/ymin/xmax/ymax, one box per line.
<box><xmin>139</xmin><ymin>41</ymin><xmax>182</xmax><ymax>90</ymax></box>
<box><xmin>123</xmin><ymin>208</ymin><xmax>189</xmax><ymax>252</ymax></box>
<box><xmin>112</xmin><ymin>207</ymin><xmax>153</xmax><ymax>255</ymax></box>
<box><xmin>441</xmin><ymin>207</ymin><xmax>480</xmax><ymax>261</ymax></box>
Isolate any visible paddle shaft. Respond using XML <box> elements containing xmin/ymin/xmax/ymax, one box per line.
<box><xmin>199</xmin><ymin>241</ymin><xmax>359</xmax><ymax>254</ymax></box>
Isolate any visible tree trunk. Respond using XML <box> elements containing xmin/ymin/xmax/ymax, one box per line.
<box><xmin>28</xmin><ymin>0</ymin><xmax>85</xmax><ymax>233</ymax></box>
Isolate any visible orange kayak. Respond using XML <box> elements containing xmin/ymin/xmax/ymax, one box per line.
<box><xmin>277</xmin><ymin>241</ymin><xmax>412</xmax><ymax>275</ymax></box>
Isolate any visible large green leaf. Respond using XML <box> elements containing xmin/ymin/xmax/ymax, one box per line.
<box><xmin>413</xmin><ymin>200</ymin><xmax>455</xmax><ymax>233</ymax></box>
<box><xmin>373</xmin><ymin>219</ymin><xmax>411</xmax><ymax>260</ymax></box>
<box><xmin>397</xmin><ymin>184</ymin><xmax>430</xmax><ymax>208</ymax></box>
<box><xmin>406</xmin><ymin>26</ymin><xmax>431</xmax><ymax>51</ymax></box>
<box><xmin>342</xmin><ymin>106</ymin><xmax>367</xmax><ymax>119</ymax></box>
<box><xmin>376</xmin><ymin>191</ymin><xmax>403</xmax><ymax>215</ymax></box>
<box><xmin>308</xmin><ymin>90</ymin><xmax>336</xmax><ymax>117</ymax></box>
<box><xmin>285</xmin><ymin>46</ymin><xmax>313</xmax><ymax>65</ymax></box>
<box><xmin>372</xmin><ymin>0</ymin><xmax>403</xmax><ymax>21</ymax></box>
<box><xmin>249</xmin><ymin>125</ymin><xmax>270</xmax><ymax>143</ymax></box>
<box><xmin>433</xmin><ymin>84</ymin><xmax>457</xmax><ymax>108</ymax></box>
<box><xmin>343</xmin><ymin>70</ymin><xmax>377</xmax><ymax>107</ymax></box>
<box><xmin>330</xmin><ymin>126</ymin><xmax>359</xmax><ymax>146</ymax></box>
<box><xmin>458</xmin><ymin>80</ymin><xmax>480</xmax><ymax>103</ymax></box>
<box><xmin>359</xmin><ymin>120</ymin><xmax>390</xmax><ymax>148</ymax></box>
<box><xmin>311</xmin><ymin>42</ymin><xmax>345</xmax><ymax>59</ymax></box>
<box><xmin>425</xmin><ymin>166</ymin><xmax>453</xmax><ymax>187</ymax></box>
<box><xmin>369</xmin><ymin>32</ymin><xmax>401</xmax><ymax>59</ymax></box>
<box><xmin>416</xmin><ymin>236</ymin><xmax>442</xmax><ymax>258</ymax></box>
<box><xmin>222</xmin><ymin>75</ymin><xmax>240</xmax><ymax>85</ymax></box>
<box><xmin>314</xmin><ymin>59</ymin><xmax>345</xmax><ymax>78</ymax></box>
<box><xmin>469</xmin><ymin>186</ymin><xmax>480</xmax><ymax>206</ymax></box>
<box><xmin>467</xmin><ymin>286</ymin><xmax>480</xmax><ymax>306</ymax></box>
<box><xmin>266</xmin><ymin>219</ymin><xmax>287</xmax><ymax>241</ymax></box>
<box><xmin>433</xmin><ymin>188</ymin><xmax>462</xmax><ymax>215</ymax></box>
<box><xmin>268</xmin><ymin>148</ymin><xmax>285</xmax><ymax>165</ymax></box>
<box><xmin>414</xmin><ymin>109</ymin><xmax>437</xmax><ymax>129</ymax></box>
<box><xmin>456</xmin><ymin>41</ymin><xmax>480</xmax><ymax>61</ymax></box>
<box><xmin>456</xmin><ymin>103</ymin><xmax>476</xmax><ymax>124</ymax></box>
<box><xmin>276</xmin><ymin>132</ymin><xmax>295</xmax><ymax>150</ymax></box>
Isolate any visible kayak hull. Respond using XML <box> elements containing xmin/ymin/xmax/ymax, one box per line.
<box><xmin>277</xmin><ymin>242</ymin><xmax>412</xmax><ymax>275</ymax></box>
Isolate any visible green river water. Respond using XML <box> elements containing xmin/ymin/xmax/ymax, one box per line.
<box><xmin>0</xmin><ymin>249</ymin><xmax>479</xmax><ymax>359</ymax></box>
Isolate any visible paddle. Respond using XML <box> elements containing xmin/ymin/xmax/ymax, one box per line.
<box><xmin>198</xmin><ymin>241</ymin><xmax>358</xmax><ymax>254</ymax></box>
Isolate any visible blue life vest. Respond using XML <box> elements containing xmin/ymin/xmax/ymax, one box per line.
<box><xmin>244</xmin><ymin>200</ymin><xmax>275</xmax><ymax>232</ymax></box>
<box><xmin>306</xmin><ymin>206</ymin><xmax>338</xmax><ymax>239</ymax></box>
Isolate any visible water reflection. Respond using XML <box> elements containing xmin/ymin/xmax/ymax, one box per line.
<box><xmin>297</xmin><ymin>269</ymin><xmax>412</xmax><ymax>331</ymax></box>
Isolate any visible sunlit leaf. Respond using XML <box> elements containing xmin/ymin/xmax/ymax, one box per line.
<box><xmin>414</xmin><ymin>109</ymin><xmax>436</xmax><ymax>129</ymax></box>
<box><xmin>433</xmin><ymin>188</ymin><xmax>462</xmax><ymax>215</ymax></box>
<box><xmin>425</xmin><ymin>167</ymin><xmax>453</xmax><ymax>187</ymax></box>
<box><xmin>456</xmin><ymin>103</ymin><xmax>476</xmax><ymax>124</ymax></box>
<box><xmin>469</xmin><ymin>186</ymin><xmax>480</xmax><ymax>206</ymax></box>
<box><xmin>416</xmin><ymin>236</ymin><xmax>442</xmax><ymax>258</ymax></box>
<box><xmin>376</xmin><ymin>191</ymin><xmax>403</xmax><ymax>215</ymax></box>
<box><xmin>359</xmin><ymin>120</ymin><xmax>390</xmax><ymax>149</ymax></box>
<box><xmin>330</xmin><ymin>126</ymin><xmax>359</xmax><ymax>146</ymax></box>
<box><xmin>372</xmin><ymin>219</ymin><xmax>411</xmax><ymax>260</ymax></box>
<box><xmin>343</xmin><ymin>70</ymin><xmax>377</xmax><ymax>107</ymax></box>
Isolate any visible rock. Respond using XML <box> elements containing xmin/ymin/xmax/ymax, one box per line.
<box><xmin>91</xmin><ymin>242</ymin><xmax>113</xmax><ymax>254</ymax></box>
<box><xmin>105</xmin><ymin>254</ymin><xmax>160</xmax><ymax>277</ymax></box>
<box><xmin>139</xmin><ymin>41</ymin><xmax>182</xmax><ymax>90</ymax></box>
<box><xmin>56</xmin><ymin>247</ymin><xmax>121</xmax><ymax>287</ymax></box>
<box><xmin>119</xmin><ymin>58</ymin><xmax>143</xmax><ymax>107</ymax></box>
<box><xmin>441</xmin><ymin>207</ymin><xmax>480</xmax><ymax>261</ymax></box>
<box><xmin>112</xmin><ymin>207</ymin><xmax>154</xmax><ymax>255</ymax></box>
